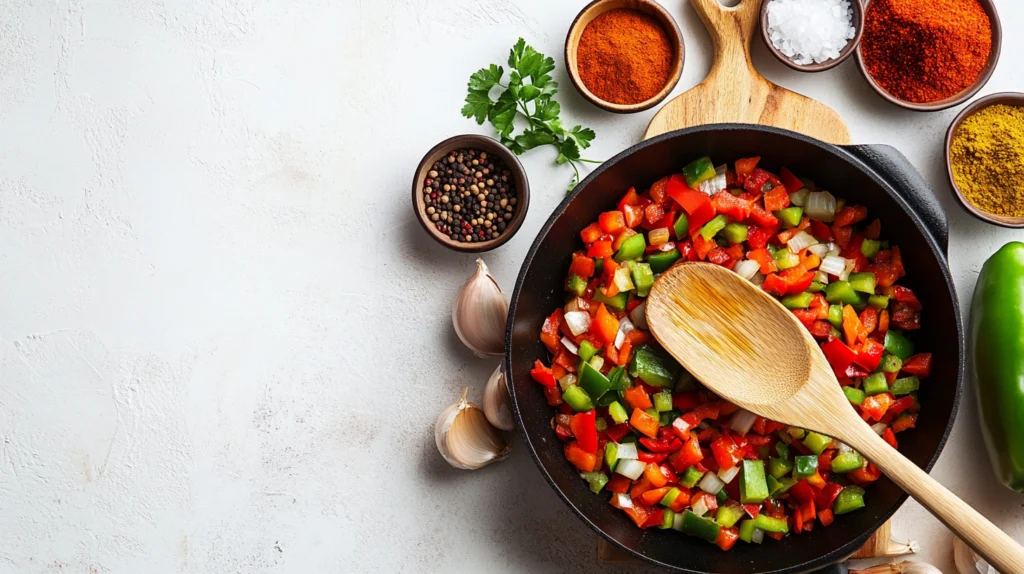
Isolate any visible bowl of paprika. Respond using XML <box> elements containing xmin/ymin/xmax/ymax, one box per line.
<box><xmin>855</xmin><ymin>0</ymin><xmax>1002</xmax><ymax>112</ymax></box>
<box><xmin>565</xmin><ymin>0</ymin><xmax>684</xmax><ymax>113</ymax></box>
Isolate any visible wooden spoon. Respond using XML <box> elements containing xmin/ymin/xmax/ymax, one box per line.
<box><xmin>645</xmin><ymin>262</ymin><xmax>1024</xmax><ymax>573</ymax></box>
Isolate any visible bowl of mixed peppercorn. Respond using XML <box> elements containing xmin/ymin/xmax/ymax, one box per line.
<box><xmin>412</xmin><ymin>134</ymin><xmax>530</xmax><ymax>252</ymax></box>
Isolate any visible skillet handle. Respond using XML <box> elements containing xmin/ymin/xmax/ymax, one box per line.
<box><xmin>810</xmin><ymin>564</ymin><xmax>849</xmax><ymax>574</ymax></box>
<box><xmin>840</xmin><ymin>144</ymin><xmax>949</xmax><ymax>256</ymax></box>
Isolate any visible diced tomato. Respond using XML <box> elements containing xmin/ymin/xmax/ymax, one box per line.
<box><xmin>565</xmin><ymin>441</ymin><xmax>597</xmax><ymax>472</ymax></box>
<box><xmin>779</xmin><ymin>167</ymin><xmax>803</xmax><ymax>193</ymax></box>
<box><xmin>715</xmin><ymin>526</ymin><xmax>740</xmax><ymax>551</ymax></box>
<box><xmin>749</xmin><ymin>204</ymin><xmax>780</xmax><ymax>228</ymax></box>
<box><xmin>591</xmin><ymin>303</ymin><xmax>619</xmax><ymax>345</ymax></box>
<box><xmin>599</xmin><ymin>211</ymin><xmax>626</xmax><ymax>234</ymax></box>
<box><xmin>901</xmin><ymin>354</ymin><xmax>932</xmax><ymax>377</ymax></box>
<box><xmin>570</xmin><ymin>410</ymin><xmax>598</xmax><ymax>454</ymax></box>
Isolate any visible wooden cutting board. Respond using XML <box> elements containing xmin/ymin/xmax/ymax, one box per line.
<box><xmin>644</xmin><ymin>0</ymin><xmax>851</xmax><ymax>144</ymax></box>
<box><xmin>600</xmin><ymin>0</ymin><xmax>888</xmax><ymax>563</ymax></box>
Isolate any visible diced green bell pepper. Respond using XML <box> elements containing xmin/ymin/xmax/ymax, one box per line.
<box><xmin>614</xmin><ymin>233</ymin><xmax>647</xmax><ymax>262</ymax></box>
<box><xmin>716</xmin><ymin>503</ymin><xmax>744</xmax><ymax>528</ymax></box>
<box><xmin>776</xmin><ymin>441</ymin><xmax>791</xmax><ymax>460</ymax></box>
<box><xmin>682</xmin><ymin>511</ymin><xmax>721</xmax><ymax>542</ymax></box>
<box><xmin>861</xmin><ymin>239</ymin><xmax>881</xmax><ymax>258</ymax></box>
<box><xmin>884</xmin><ymin>330</ymin><xmax>914</xmax><ymax>360</ymax></box>
<box><xmin>629</xmin><ymin>345</ymin><xmax>681</xmax><ymax>387</ymax></box>
<box><xmin>826</xmin><ymin>281</ymin><xmax>864</xmax><ymax>305</ymax></box>
<box><xmin>594</xmin><ymin>257</ymin><xmax>604</xmax><ymax>275</ymax></box>
<box><xmin>604</xmin><ymin>442</ymin><xmax>619</xmax><ymax>471</ymax></box>
<box><xmin>592</xmin><ymin>290</ymin><xmax>628</xmax><ymax>311</ymax></box>
<box><xmin>869</xmin><ymin>294</ymin><xmax>890</xmax><ymax>309</ymax></box>
<box><xmin>774</xmin><ymin>247</ymin><xmax>800</xmax><ymax>270</ymax></box>
<box><xmin>769</xmin><ymin>457</ymin><xmax>795</xmax><ymax>479</ymax></box>
<box><xmin>567</xmin><ymin>274</ymin><xmax>587</xmax><ymax>297</ymax></box>
<box><xmin>880</xmin><ymin>352</ymin><xmax>903</xmax><ymax>373</ymax></box>
<box><xmin>608</xmin><ymin>401</ymin><xmax>628</xmax><ymax>425</ymax></box>
<box><xmin>828</xmin><ymin>304</ymin><xmax>844</xmax><ymax>328</ymax></box>
<box><xmin>776</xmin><ymin>206</ymin><xmax>804</xmax><ymax>228</ymax></box>
<box><xmin>831</xmin><ymin>452</ymin><xmax>864</xmax><ymax>473</ymax></box>
<box><xmin>771</xmin><ymin>476</ymin><xmax>797</xmax><ymax>496</ymax></box>
<box><xmin>598</xmin><ymin>392</ymin><xmax>619</xmax><ymax>407</ymax></box>
<box><xmin>753</xmin><ymin>514</ymin><xmax>789</xmax><ymax>533</ymax></box>
<box><xmin>786</xmin><ymin>427</ymin><xmax>807</xmax><ymax>440</ymax></box>
<box><xmin>653</xmin><ymin>390</ymin><xmax>673</xmax><ymax>412</ymax></box>
<box><xmin>607</xmin><ymin>366</ymin><xmax>630</xmax><ymax>391</ymax></box>
<box><xmin>738</xmin><ymin>519</ymin><xmax>758</xmax><ymax>543</ymax></box>
<box><xmin>794</xmin><ymin>455</ymin><xmax>818</xmax><ymax>477</ymax></box>
<box><xmin>722</xmin><ymin>222</ymin><xmax>748</xmax><ymax>244</ymax></box>
<box><xmin>716</xmin><ymin>489</ymin><xmax>729</xmax><ymax>503</ymax></box>
<box><xmin>682</xmin><ymin>156</ymin><xmax>717</xmax><ymax>188</ymax></box>
<box><xmin>863</xmin><ymin>372</ymin><xmax>889</xmax><ymax>396</ymax></box>
<box><xmin>578</xmin><ymin>340</ymin><xmax>598</xmax><ymax>362</ymax></box>
<box><xmin>740</xmin><ymin>460</ymin><xmax>769</xmax><ymax>504</ymax></box>
<box><xmin>833</xmin><ymin>485</ymin><xmax>866</xmax><ymax>514</ymax></box>
<box><xmin>595</xmin><ymin>417</ymin><xmax>608</xmax><ymax>431</ymax></box>
<box><xmin>648</xmin><ymin>248</ymin><xmax>681</xmax><ymax>273</ymax></box>
<box><xmin>891</xmin><ymin>376</ymin><xmax>920</xmax><ymax>395</ymax></box>
<box><xmin>660</xmin><ymin>487</ymin><xmax>682</xmax><ymax>507</ymax></box>
<box><xmin>660</xmin><ymin>508</ymin><xmax>675</xmax><ymax>529</ymax></box>
<box><xmin>579</xmin><ymin>361</ymin><xmax>612</xmax><ymax>400</ymax></box>
<box><xmin>807</xmin><ymin>281</ymin><xmax>826</xmax><ymax>293</ymax></box>
<box><xmin>700</xmin><ymin>214</ymin><xmax>729</xmax><ymax>240</ymax></box>
<box><xmin>681</xmin><ymin>466</ymin><xmax>704</xmax><ymax>488</ymax></box>
<box><xmin>580</xmin><ymin>471</ymin><xmax>609</xmax><ymax>493</ymax></box>
<box><xmin>781</xmin><ymin>292</ymin><xmax>814</xmax><ymax>309</ymax></box>
<box><xmin>803</xmin><ymin>431</ymin><xmax>832</xmax><ymax>455</ymax></box>
<box><xmin>562</xmin><ymin>385</ymin><xmax>594</xmax><ymax>412</ymax></box>
<box><xmin>849</xmin><ymin>272</ymin><xmax>877</xmax><ymax>294</ymax></box>
<box><xmin>632</xmin><ymin>262</ymin><xmax>655</xmax><ymax>297</ymax></box>
<box><xmin>674</xmin><ymin>212</ymin><xmax>689</xmax><ymax>238</ymax></box>
<box><xmin>843</xmin><ymin>386</ymin><xmax>866</xmax><ymax>405</ymax></box>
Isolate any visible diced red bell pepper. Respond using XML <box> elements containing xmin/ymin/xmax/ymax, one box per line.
<box><xmin>618</xmin><ymin>187</ymin><xmax>641</xmax><ymax>210</ymax></box>
<box><xmin>672</xmin><ymin>392</ymin><xmax>700</xmax><ymax>411</ymax></box>
<box><xmin>530</xmin><ymin>360</ymin><xmax>557</xmax><ymax>387</ymax></box>
<box><xmin>855</xmin><ymin>338</ymin><xmax>885</xmax><ymax>371</ymax></box>
<box><xmin>864</xmin><ymin>218</ymin><xmax>881</xmax><ymax>240</ymax></box>
<box><xmin>818</xmin><ymin>450</ymin><xmax>835</xmax><ymax>473</ymax></box>
<box><xmin>818</xmin><ymin>507</ymin><xmax>835</xmax><ymax>526</ymax></box>
<box><xmin>779</xmin><ymin>167</ymin><xmax>803</xmax><ymax>193</ymax></box>
<box><xmin>607</xmin><ymin>474</ymin><xmax>631</xmax><ymax>493</ymax></box>
<box><xmin>630</xmin><ymin>408</ymin><xmax>661</xmax><ymax>438</ymax></box>
<box><xmin>692</xmin><ymin>492</ymin><xmax>719</xmax><ymax>516</ymax></box>
<box><xmin>588</xmin><ymin>240</ymin><xmax>613</xmax><ymax>258</ymax></box>
<box><xmin>744</xmin><ymin>168</ymin><xmax>771</xmax><ymax>193</ymax></box>
<box><xmin>570</xmin><ymin>410</ymin><xmax>598</xmax><ymax>454</ymax></box>
<box><xmin>707</xmin><ymin>247</ymin><xmax>733</xmax><ymax>268</ymax></box>
<box><xmin>816</xmin><ymin>483</ymin><xmax>844</xmax><ymax>510</ymax></box>
<box><xmin>832</xmin><ymin>225</ymin><xmax>852</xmax><ymax>248</ymax></box>
<box><xmin>659</xmin><ymin>463</ymin><xmax>679</xmax><ymax>485</ymax></box>
<box><xmin>848</xmin><ymin>463</ymin><xmax>882</xmax><ymax>485</ymax></box>
<box><xmin>640</xmin><ymin>508</ymin><xmax>665</xmax><ymax>529</ymax></box>
<box><xmin>581</xmin><ymin>223</ymin><xmax>603</xmax><ymax>244</ymax></box>
<box><xmin>842</xmin><ymin>305</ymin><xmax>866</xmax><ymax>346</ymax></box>
<box><xmin>671</xmin><ymin>413</ymin><xmax>699</xmax><ymax>439</ymax></box>
<box><xmin>763</xmin><ymin>186</ymin><xmax>791</xmax><ymax>211</ymax></box>
<box><xmin>822</xmin><ymin>337</ymin><xmax>858</xmax><ymax>374</ymax></box>
<box><xmin>692</xmin><ymin>234</ymin><xmax>716</xmax><ymax>260</ymax></box>
<box><xmin>747</xmin><ymin>227</ymin><xmax>775</xmax><ymax>250</ymax></box>
<box><xmin>834</xmin><ymin>205</ymin><xmax>868</xmax><ymax>227</ymax></box>
<box><xmin>716</xmin><ymin>527</ymin><xmax>740</xmax><ymax>551</ymax></box>
<box><xmin>667</xmin><ymin>487</ymin><xmax>692</xmax><ymax>512</ymax></box>
<box><xmin>630</xmin><ymin>476</ymin><xmax>655</xmax><ymax>499</ymax></box>
<box><xmin>622</xmin><ymin>203</ymin><xmax>645</xmax><ymax>228</ymax></box>
<box><xmin>789</xmin><ymin>480</ymin><xmax>816</xmax><ymax>504</ymax></box>
<box><xmin>591</xmin><ymin>303</ymin><xmax>619</xmax><ymax>345</ymax></box>
<box><xmin>540</xmin><ymin>309</ymin><xmax>564</xmax><ymax>354</ymax></box>
<box><xmin>792</xmin><ymin>309</ymin><xmax>817</xmax><ymax>328</ymax></box>
<box><xmin>666</xmin><ymin>175</ymin><xmax>707</xmax><ymax>215</ymax></box>
<box><xmin>640</xmin><ymin>486</ymin><xmax>672</xmax><ymax>506</ymax></box>
<box><xmin>810</xmin><ymin>219</ymin><xmax>832</xmax><ymax>242</ymax></box>
<box><xmin>669</xmin><ymin>434</ymin><xmax>704</xmax><ymax>471</ymax></box>
<box><xmin>735</xmin><ymin>157</ymin><xmax>760</xmax><ymax>179</ymax></box>
<box><xmin>888</xmin><ymin>396</ymin><xmax>915</xmax><ymax>418</ymax></box>
<box><xmin>568</xmin><ymin>252</ymin><xmax>596</xmax><ymax>279</ymax></box>
<box><xmin>891</xmin><ymin>413</ymin><xmax>917</xmax><ymax>433</ymax></box>
<box><xmin>644</xmin><ymin>462</ymin><xmax>669</xmax><ymax>488</ymax></box>
<box><xmin>554</xmin><ymin>422</ymin><xmax>573</xmax><ymax>441</ymax></box>
<box><xmin>599</xmin><ymin>211</ymin><xmax>626</xmax><ymax>234</ymax></box>
<box><xmin>623</xmin><ymin>385</ymin><xmax>654</xmax><ymax>410</ymax></box>
<box><xmin>882</xmin><ymin>427</ymin><xmax>898</xmax><ymax>449</ymax></box>
<box><xmin>711</xmin><ymin>435</ymin><xmax>745</xmax><ymax>470</ymax></box>
<box><xmin>565</xmin><ymin>441</ymin><xmax>597</xmax><ymax>472</ymax></box>
<box><xmin>712</xmin><ymin>190</ymin><xmax>752</xmax><ymax>222</ymax></box>
<box><xmin>859</xmin><ymin>306</ymin><xmax>879</xmax><ymax>334</ymax></box>
<box><xmin>891</xmin><ymin>301</ymin><xmax>921</xmax><ymax>330</ymax></box>
<box><xmin>746</xmin><ymin>248</ymin><xmax>777</xmax><ymax>275</ymax></box>
<box><xmin>861</xmin><ymin>392</ymin><xmax>895</xmax><ymax>421</ymax></box>
<box><xmin>640</xmin><ymin>437</ymin><xmax>683</xmax><ymax>453</ymax></box>
<box><xmin>543</xmin><ymin>386</ymin><xmax>563</xmax><ymax>406</ymax></box>
<box><xmin>749</xmin><ymin>204</ymin><xmax>780</xmax><ymax>228</ymax></box>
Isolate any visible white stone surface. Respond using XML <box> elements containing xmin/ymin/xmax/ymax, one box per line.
<box><xmin>1</xmin><ymin>0</ymin><xmax>1022</xmax><ymax>572</ymax></box>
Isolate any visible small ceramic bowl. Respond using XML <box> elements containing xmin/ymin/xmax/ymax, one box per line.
<box><xmin>565</xmin><ymin>0</ymin><xmax>684</xmax><ymax>113</ymax></box>
<box><xmin>855</xmin><ymin>0</ymin><xmax>1002</xmax><ymax>111</ymax></box>
<box><xmin>944</xmin><ymin>92</ymin><xmax>1024</xmax><ymax>229</ymax></box>
<box><xmin>760</xmin><ymin>0</ymin><xmax>864</xmax><ymax>72</ymax></box>
<box><xmin>412</xmin><ymin>134</ymin><xmax>530</xmax><ymax>253</ymax></box>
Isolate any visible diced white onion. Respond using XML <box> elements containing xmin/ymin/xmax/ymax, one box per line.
<box><xmin>615</xmin><ymin>458</ymin><xmax>647</xmax><ymax>480</ymax></box>
<box><xmin>814</xmin><ymin>270</ymin><xmax>830</xmax><ymax>284</ymax></box>
<box><xmin>839</xmin><ymin>258</ymin><xmax>856</xmax><ymax>281</ymax></box>
<box><xmin>752</xmin><ymin>528</ymin><xmax>765</xmax><ymax>544</ymax></box>
<box><xmin>590</xmin><ymin>356</ymin><xmax>604</xmax><ymax>371</ymax></box>
<box><xmin>649</xmin><ymin>227</ymin><xmax>670</xmax><ymax>246</ymax></box>
<box><xmin>871</xmin><ymin>423</ymin><xmax>888</xmax><ymax>436</ymax></box>
<box><xmin>691</xmin><ymin>497</ymin><xmax>710</xmax><ymax>517</ymax></box>
<box><xmin>733</xmin><ymin>259</ymin><xmax>760</xmax><ymax>281</ymax></box>
<box><xmin>561</xmin><ymin>336</ymin><xmax>579</xmax><ymax>355</ymax></box>
<box><xmin>750</xmin><ymin>272</ymin><xmax>765</xmax><ymax>286</ymax></box>
<box><xmin>565</xmin><ymin>297</ymin><xmax>589</xmax><ymax>314</ymax></box>
<box><xmin>613</xmin><ymin>493</ymin><xmax>634</xmax><ymax>509</ymax></box>
<box><xmin>786</xmin><ymin>230</ymin><xmax>818</xmax><ymax>253</ymax></box>
<box><xmin>730</xmin><ymin>409</ymin><xmax>759</xmax><ymax>436</ymax></box>
<box><xmin>699</xmin><ymin>471</ymin><xmax>726</xmax><ymax>494</ymax></box>
<box><xmin>564</xmin><ymin>311</ymin><xmax>592</xmax><ymax>336</ymax></box>
<box><xmin>789</xmin><ymin>188</ymin><xmax>810</xmax><ymax>206</ymax></box>
<box><xmin>805</xmin><ymin>191</ymin><xmax>836</xmax><ymax>222</ymax></box>
<box><xmin>828</xmin><ymin>243</ymin><xmax>841</xmax><ymax>258</ymax></box>
<box><xmin>718</xmin><ymin>465</ymin><xmax>740</xmax><ymax>484</ymax></box>
<box><xmin>808</xmin><ymin>242</ymin><xmax>831</xmax><ymax>257</ymax></box>
<box><xmin>558</xmin><ymin>375</ymin><xmax>577</xmax><ymax>392</ymax></box>
<box><xmin>615</xmin><ymin>442</ymin><xmax>639</xmax><ymax>460</ymax></box>
<box><xmin>820</xmin><ymin>255</ymin><xmax>848</xmax><ymax>277</ymax></box>
<box><xmin>613</xmin><ymin>267</ymin><xmax>634</xmax><ymax>292</ymax></box>
<box><xmin>614</xmin><ymin>318</ymin><xmax>635</xmax><ymax>350</ymax></box>
<box><xmin>836</xmin><ymin>440</ymin><xmax>854</xmax><ymax>455</ymax></box>
<box><xmin>672</xmin><ymin>512</ymin><xmax>685</xmax><ymax>531</ymax></box>
<box><xmin>699</xmin><ymin>164</ymin><xmax>728</xmax><ymax>195</ymax></box>
<box><xmin>630</xmin><ymin>301</ymin><xmax>648</xmax><ymax>330</ymax></box>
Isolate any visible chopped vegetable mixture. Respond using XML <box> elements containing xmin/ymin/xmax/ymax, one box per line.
<box><xmin>533</xmin><ymin>156</ymin><xmax>930</xmax><ymax>550</ymax></box>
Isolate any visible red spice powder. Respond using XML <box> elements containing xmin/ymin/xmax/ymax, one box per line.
<box><xmin>860</xmin><ymin>0</ymin><xmax>992</xmax><ymax>104</ymax></box>
<box><xmin>576</xmin><ymin>8</ymin><xmax>674</xmax><ymax>105</ymax></box>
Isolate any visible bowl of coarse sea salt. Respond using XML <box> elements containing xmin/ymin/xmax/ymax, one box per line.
<box><xmin>760</xmin><ymin>0</ymin><xmax>864</xmax><ymax>72</ymax></box>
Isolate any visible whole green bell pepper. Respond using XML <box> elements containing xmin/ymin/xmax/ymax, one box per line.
<box><xmin>971</xmin><ymin>241</ymin><xmax>1024</xmax><ymax>492</ymax></box>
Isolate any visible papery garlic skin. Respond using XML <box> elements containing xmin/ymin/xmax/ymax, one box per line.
<box><xmin>453</xmin><ymin>259</ymin><xmax>508</xmax><ymax>357</ymax></box>
<box><xmin>435</xmin><ymin>388</ymin><xmax>509</xmax><ymax>470</ymax></box>
<box><xmin>955</xmin><ymin>537</ymin><xmax>999</xmax><ymax>574</ymax></box>
<box><xmin>483</xmin><ymin>364</ymin><xmax>515</xmax><ymax>431</ymax></box>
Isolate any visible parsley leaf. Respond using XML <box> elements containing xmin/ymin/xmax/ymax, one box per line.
<box><xmin>462</xmin><ymin>38</ymin><xmax>599</xmax><ymax>191</ymax></box>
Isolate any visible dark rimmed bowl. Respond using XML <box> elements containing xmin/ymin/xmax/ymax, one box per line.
<box><xmin>945</xmin><ymin>92</ymin><xmax>1024</xmax><ymax>228</ymax></box>
<box><xmin>411</xmin><ymin>134</ymin><xmax>530</xmax><ymax>252</ymax></box>
<box><xmin>506</xmin><ymin>124</ymin><xmax>963</xmax><ymax>573</ymax></box>
<box><xmin>855</xmin><ymin>0</ymin><xmax>1001</xmax><ymax>111</ymax></box>
<box><xmin>565</xmin><ymin>0</ymin><xmax>685</xmax><ymax>113</ymax></box>
<box><xmin>760</xmin><ymin>0</ymin><xmax>864</xmax><ymax>72</ymax></box>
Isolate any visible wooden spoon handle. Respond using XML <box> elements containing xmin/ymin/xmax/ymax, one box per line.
<box><xmin>844</xmin><ymin>424</ymin><xmax>1024</xmax><ymax>573</ymax></box>
<box><xmin>689</xmin><ymin>0</ymin><xmax>762</xmax><ymax>82</ymax></box>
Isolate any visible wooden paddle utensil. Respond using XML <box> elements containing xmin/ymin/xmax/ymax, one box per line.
<box><xmin>645</xmin><ymin>262</ymin><xmax>1024</xmax><ymax>574</ymax></box>
<box><xmin>644</xmin><ymin>0</ymin><xmax>851</xmax><ymax>144</ymax></box>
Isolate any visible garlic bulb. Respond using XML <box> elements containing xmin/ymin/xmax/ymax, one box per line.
<box><xmin>435</xmin><ymin>388</ymin><xmax>509</xmax><ymax>470</ymax></box>
<box><xmin>955</xmin><ymin>536</ymin><xmax>999</xmax><ymax>574</ymax></box>
<box><xmin>452</xmin><ymin>259</ymin><xmax>508</xmax><ymax>357</ymax></box>
<box><xmin>851</xmin><ymin>562</ymin><xmax>942</xmax><ymax>574</ymax></box>
<box><xmin>483</xmin><ymin>364</ymin><xmax>515</xmax><ymax>431</ymax></box>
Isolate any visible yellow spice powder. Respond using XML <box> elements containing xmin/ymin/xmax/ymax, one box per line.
<box><xmin>949</xmin><ymin>104</ymin><xmax>1024</xmax><ymax>218</ymax></box>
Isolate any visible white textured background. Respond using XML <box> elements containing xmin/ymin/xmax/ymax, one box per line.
<box><xmin>1</xmin><ymin>0</ymin><xmax>1022</xmax><ymax>572</ymax></box>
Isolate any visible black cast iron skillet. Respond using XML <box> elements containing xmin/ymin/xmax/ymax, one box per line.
<box><xmin>505</xmin><ymin>125</ymin><xmax>963</xmax><ymax>574</ymax></box>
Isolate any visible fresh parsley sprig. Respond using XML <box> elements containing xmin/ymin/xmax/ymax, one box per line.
<box><xmin>462</xmin><ymin>38</ymin><xmax>599</xmax><ymax>191</ymax></box>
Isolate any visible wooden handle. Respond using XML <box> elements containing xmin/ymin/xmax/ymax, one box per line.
<box><xmin>843</xmin><ymin>423</ymin><xmax>1024</xmax><ymax>573</ymax></box>
<box><xmin>689</xmin><ymin>0</ymin><xmax>763</xmax><ymax>85</ymax></box>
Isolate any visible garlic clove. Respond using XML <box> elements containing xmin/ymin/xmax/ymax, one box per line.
<box><xmin>851</xmin><ymin>561</ymin><xmax>942</xmax><ymax>574</ymax></box>
<box><xmin>883</xmin><ymin>539</ymin><xmax>920</xmax><ymax>557</ymax></box>
<box><xmin>435</xmin><ymin>387</ymin><xmax>509</xmax><ymax>470</ymax></box>
<box><xmin>483</xmin><ymin>364</ymin><xmax>515</xmax><ymax>431</ymax></box>
<box><xmin>452</xmin><ymin>259</ymin><xmax>508</xmax><ymax>358</ymax></box>
<box><xmin>955</xmin><ymin>536</ymin><xmax>999</xmax><ymax>574</ymax></box>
